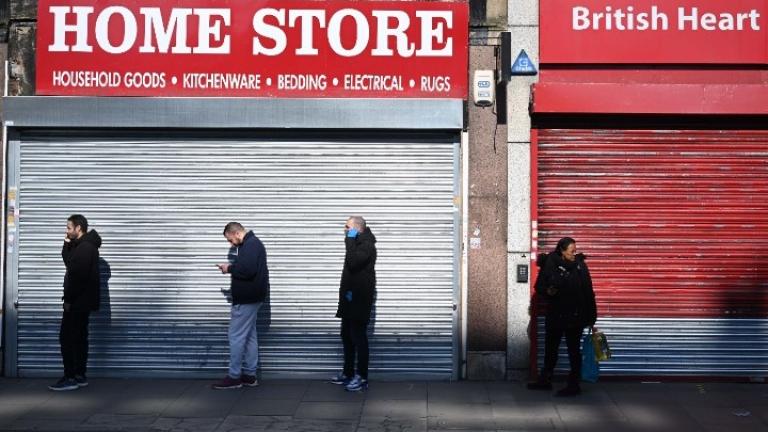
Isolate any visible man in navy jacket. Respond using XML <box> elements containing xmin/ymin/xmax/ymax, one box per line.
<box><xmin>213</xmin><ymin>222</ymin><xmax>270</xmax><ymax>389</ymax></box>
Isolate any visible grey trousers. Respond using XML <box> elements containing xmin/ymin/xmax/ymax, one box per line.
<box><xmin>228</xmin><ymin>302</ymin><xmax>262</xmax><ymax>378</ymax></box>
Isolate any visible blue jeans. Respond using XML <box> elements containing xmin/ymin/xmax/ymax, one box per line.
<box><xmin>228</xmin><ymin>302</ymin><xmax>262</xmax><ymax>378</ymax></box>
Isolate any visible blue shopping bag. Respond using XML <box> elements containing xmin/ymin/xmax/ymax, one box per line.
<box><xmin>581</xmin><ymin>329</ymin><xmax>600</xmax><ymax>383</ymax></box>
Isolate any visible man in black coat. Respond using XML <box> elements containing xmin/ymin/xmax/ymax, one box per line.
<box><xmin>49</xmin><ymin>214</ymin><xmax>101</xmax><ymax>391</ymax></box>
<box><xmin>331</xmin><ymin>216</ymin><xmax>376</xmax><ymax>392</ymax></box>
<box><xmin>213</xmin><ymin>222</ymin><xmax>270</xmax><ymax>389</ymax></box>
<box><xmin>528</xmin><ymin>237</ymin><xmax>597</xmax><ymax>396</ymax></box>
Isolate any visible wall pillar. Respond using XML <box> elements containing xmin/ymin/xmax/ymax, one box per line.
<box><xmin>506</xmin><ymin>0</ymin><xmax>538</xmax><ymax>380</ymax></box>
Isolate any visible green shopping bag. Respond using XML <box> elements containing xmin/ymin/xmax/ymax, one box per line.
<box><xmin>592</xmin><ymin>329</ymin><xmax>612</xmax><ymax>362</ymax></box>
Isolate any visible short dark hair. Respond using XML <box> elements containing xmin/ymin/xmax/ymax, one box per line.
<box><xmin>68</xmin><ymin>214</ymin><xmax>88</xmax><ymax>233</ymax></box>
<box><xmin>223</xmin><ymin>222</ymin><xmax>245</xmax><ymax>235</ymax></box>
<box><xmin>555</xmin><ymin>237</ymin><xmax>576</xmax><ymax>255</ymax></box>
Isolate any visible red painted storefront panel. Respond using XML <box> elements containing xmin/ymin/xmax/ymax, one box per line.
<box><xmin>536</xmin><ymin>129</ymin><xmax>768</xmax><ymax>318</ymax></box>
<box><xmin>536</xmin><ymin>1</ymin><xmax>768</xmax><ymax>115</ymax></box>
<box><xmin>532</xmin><ymin>82</ymin><xmax>768</xmax><ymax>115</ymax></box>
<box><xmin>540</xmin><ymin>0</ymin><xmax>768</xmax><ymax>65</ymax></box>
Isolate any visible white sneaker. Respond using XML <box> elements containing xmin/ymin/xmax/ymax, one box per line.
<box><xmin>345</xmin><ymin>375</ymin><xmax>368</xmax><ymax>392</ymax></box>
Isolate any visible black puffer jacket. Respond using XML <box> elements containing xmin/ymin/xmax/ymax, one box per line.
<box><xmin>535</xmin><ymin>251</ymin><xmax>597</xmax><ymax>327</ymax></box>
<box><xmin>336</xmin><ymin>229</ymin><xmax>377</xmax><ymax>324</ymax></box>
<box><xmin>229</xmin><ymin>231</ymin><xmax>270</xmax><ymax>305</ymax></box>
<box><xmin>62</xmin><ymin>230</ymin><xmax>102</xmax><ymax>312</ymax></box>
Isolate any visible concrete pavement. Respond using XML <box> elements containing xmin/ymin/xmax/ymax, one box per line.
<box><xmin>0</xmin><ymin>378</ymin><xmax>766</xmax><ymax>431</ymax></box>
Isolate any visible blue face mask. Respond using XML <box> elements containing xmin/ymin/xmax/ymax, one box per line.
<box><xmin>346</xmin><ymin>227</ymin><xmax>358</xmax><ymax>238</ymax></box>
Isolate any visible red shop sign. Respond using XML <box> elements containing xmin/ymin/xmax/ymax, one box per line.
<box><xmin>36</xmin><ymin>0</ymin><xmax>468</xmax><ymax>98</ymax></box>
<box><xmin>540</xmin><ymin>0</ymin><xmax>768</xmax><ymax>64</ymax></box>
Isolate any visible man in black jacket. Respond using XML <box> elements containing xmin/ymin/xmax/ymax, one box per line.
<box><xmin>331</xmin><ymin>216</ymin><xmax>377</xmax><ymax>392</ymax></box>
<box><xmin>214</xmin><ymin>222</ymin><xmax>270</xmax><ymax>389</ymax></box>
<box><xmin>49</xmin><ymin>214</ymin><xmax>101</xmax><ymax>391</ymax></box>
<box><xmin>528</xmin><ymin>237</ymin><xmax>597</xmax><ymax>396</ymax></box>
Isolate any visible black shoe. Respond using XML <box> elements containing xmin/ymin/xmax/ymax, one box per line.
<box><xmin>211</xmin><ymin>376</ymin><xmax>242</xmax><ymax>390</ymax></box>
<box><xmin>48</xmin><ymin>377</ymin><xmax>79</xmax><ymax>391</ymax></box>
<box><xmin>74</xmin><ymin>375</ymin><xmax>88</xmax><ymax>388</ymax></box>
<box><xmin>240</xmin><ymin>374</ymin><xmax>259</xmax><ymax>387</ymax></box>
<box><xmin>555</xmin><ymin>385</ymin><xmax>581</xmax><ymax>397</ymax></box>
<box><xmin>526</xmin><ymin>379</ymin><xmax>553</xmax><ymax>391</ymax></box>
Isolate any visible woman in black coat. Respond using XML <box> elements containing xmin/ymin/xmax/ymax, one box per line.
<box><xmin>528</xmin><ymin>237</ymin><xmax>597</xmax><ymax>396</ymax></box>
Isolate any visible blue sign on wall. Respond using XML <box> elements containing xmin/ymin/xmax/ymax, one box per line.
<box><xmin>511</xmin><ymin>50</ymin><xmax>537</xmax><ymax>76</ymax></box>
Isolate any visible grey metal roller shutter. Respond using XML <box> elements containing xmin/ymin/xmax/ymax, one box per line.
<box><xmin>10</xmin><ymin>131</ymin><xmax>459</xmax><ymax>379</ymax></box>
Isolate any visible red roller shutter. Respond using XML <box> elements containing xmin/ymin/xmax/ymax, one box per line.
<box><xmin>534</xmin><ymin>129</ymin><xmax>768</xmax><ymax>378</ymax></box>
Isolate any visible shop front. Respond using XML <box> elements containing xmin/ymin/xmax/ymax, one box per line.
<box><xmin>530</xmin><ymin>0</ymin><xmax>768</xmax><ymax>379</ymax></box>
<box><xmin>2</xmin><ymin>0</ymin><xmax>469</xmax><ymax>379</ymax></box>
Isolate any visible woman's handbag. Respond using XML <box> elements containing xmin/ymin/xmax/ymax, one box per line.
<box><xmin>581</xmin><ymin>329</ymin><xmax>600</xmax><ymax>383</ymax></box>
<box><xmin>592</xmin><ymin>329</ymin><xmax>612</xmax><ymax>362</ymax></box>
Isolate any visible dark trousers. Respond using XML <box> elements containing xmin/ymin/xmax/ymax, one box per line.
<box><xmin>341</xmin><ymin>318</ymin><xmax>369</xmax><ymax>380</ymax></box>
<box><xmin>60</xmin><ymin>310</ymin><xmax>91</xmax><ymax>378</ymax></box>
<box><xmin>542</xmin><ymin>318</ymin><xmax>583</xmax><ymax>385</ymax></box>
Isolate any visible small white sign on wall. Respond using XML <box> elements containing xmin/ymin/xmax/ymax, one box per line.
<box><xmin>470</xmin><ymin>237</ymin><xmax>482</xmax><ymax>249</ymax></box>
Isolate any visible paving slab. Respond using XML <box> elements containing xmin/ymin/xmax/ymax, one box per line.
<box><xmin>19</xmin><ymin>394</ymin><xmax>103</xmax><ymax>421</ymax></box>
<box><xmin>3</xmin><ymin>418</ymin><xmax>88</xmax><ymax>431</ymax></box>
<box><xmin>0</xmin><ymin>401</ymin><xmax>42</xmax><ymax>424</ymax></box>
<box><xmin>743</xmin><ymin>401</ymin><xmax>768</xmax><ymax>424</ymax></box>
<box><xmin>554</xmin><ymin>398</ymin><xmax>628</xmax><ymax>423</ymax></box>
<box><xmin>485</xmin><ymin>381</ymin><xmax>526</xmax><ymax>402</ymax></box>
<box><xmin>427</xmin><ymin>382</ymin><xmax>490</xmax><ymax>404</ymax></box>
<box><xmin>491</xmin><ymin>400</ymin><xmax>562</xmax><ymax>431</ymax></box>
<box><xmin>491</xmin><ymin>400</ymin><xmax>560</xmax><ymax>420</ymax></box>
<box><xmin>125</xmin><ymin>379</ymin><xmax>193</xmax><ymax>394</ymax></box>
<box><xmin>681</xmin><ymin>403</ymin><xmax>768</xmax><ymax>432</ymax></box>
<box><xmin>427</xmin><ymin>429</ymin><xmax>496</xmax><ymax>432</ymax></box>
<box><xmin>615</xmin><ymin>401</ymin><xmax>705</xmax><ymax>432</ymax></box>
<box><xmin>106</xmin><ymin>397</ymin><xmax>176</xmax><ymax>416</ymax></box>
<box><xmin>99</xmin><ymin>380</ymin><xmax>189</xmax><ymax>416</ymax></box>
<box><xmin>493</xmin><ymin>417</ymin><xmax>560</xmax><ymax>430</ymax></box>
<box><xmin>236</xmin><ymin>382</ymin><xmax>308</xmax><ymax>400</ymax></box>
<box><xmin>0</xmin><ymin>379</ymin><xmax>764</xmax><ymax>432</ymax></box>
<box><xmin>216</xmin><ymin>415</ymin><xmax>357</xmax><ymax>432</ymax></box>
<box><xmin>294</xmin><ymin>401</ymin><xmax>364</xmax><ymax>420</ymax></box>
<box><xmin>356</xmin><ymin>417</ymin><xmax>427</xmax><ymax>432</ymax></box>
<box><xmin>303</xmin><ymin>381</ymin><xmax>367</xmax><ymax>402</ymax></box>
<box><xmin>82</xmin><ymin>414</ymin><xmax>157</xmax><ymax>429</ymax></box>
<box><xmin>0</xmin><ymin>378</ymin><xmax>53</xmax><ymax>392</ymax></box>
<box><xmin>162</xmin><ymin>384</ymin><xmax>242</xmax><ymax>418</ymax></box>
<box><xmin>361</xmin><ymin>399</ymin><xmax>427</xmax><ymax>419</ymax></box>
<box><xmin>149</xmin><ymin>417</ymin><xmax>224</xmax><ymax>432</ymax></box>
<box><xmin>561</xmin><ymin>421</ymin><xmax>644</xmax><ymax>432</ymax></box>
<box><xmin>229</xmin><ymin>397</ymin><xmax>301</xmax><ymax>416</ymax></box>
<box><xmin>365</xmin><ymin>382</ymin><xmax>428</xmax><ymax>400</ymax></box>
<box><xmin>711</xmin><ymin>385</ymin><xmax>768</xmax><ymax>408</ymax></box>
<box><xmin>427</xmin><ymin>402</ymin><xmax>495</xmax><ymax>430</ymax></box>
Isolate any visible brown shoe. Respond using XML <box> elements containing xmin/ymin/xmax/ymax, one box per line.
<box><xmin>241</xmin><ymin>374</ymin><xmax>259</xmax><ymax>387</ymax></box>
<box><xmin>212</xmin><ymin>376</ymin><xmax>242</xmax><ymax>390</ymax></box>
